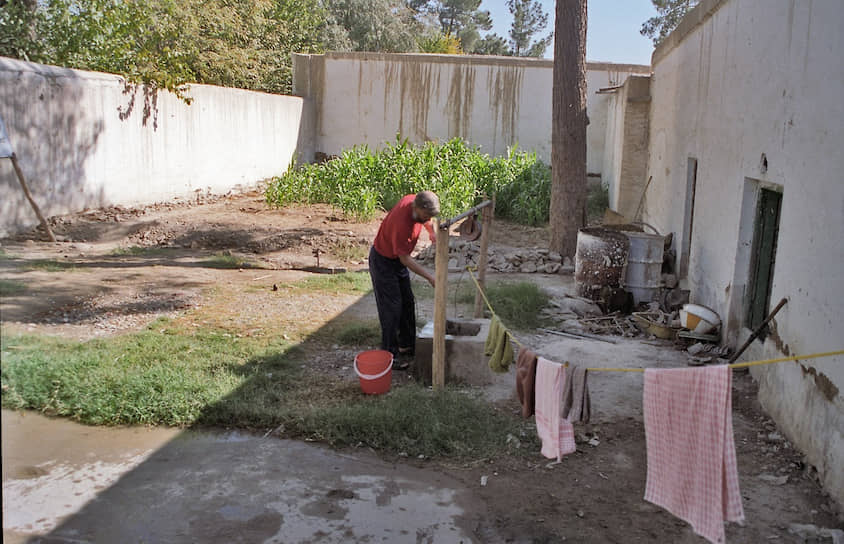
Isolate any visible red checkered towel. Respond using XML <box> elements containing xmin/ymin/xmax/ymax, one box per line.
<box><xmin>643</xmin><ymin>366</ymin><xmax>744</xmax><ymax>544</ymax></box>
<box><xmin>535</xmin><ymin>357</ymin><xmax>576</xmax><ymax>461</ymax></box>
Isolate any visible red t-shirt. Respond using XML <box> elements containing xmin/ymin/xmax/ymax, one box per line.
<box><xmin>373</xmin><ymin>194</ymin><xmax>433</xmax><ymax>259</ymax></box>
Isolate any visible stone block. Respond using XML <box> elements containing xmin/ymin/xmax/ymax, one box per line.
<box><xmin>414</xmin><ymin>319</ymin><xmax>493</xmax><ymax>386</ymax></box>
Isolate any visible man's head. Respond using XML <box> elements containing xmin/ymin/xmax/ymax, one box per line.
<box><xmin>412</xmin><ymin>191</ymin><xmax>440</xmax><ymax>223</ymax></box>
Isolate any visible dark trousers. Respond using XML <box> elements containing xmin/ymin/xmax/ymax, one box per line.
<box><xmin>369</xmin><ymin>246</ymin><xmax>416</xmax><ymax>356</ymax></box>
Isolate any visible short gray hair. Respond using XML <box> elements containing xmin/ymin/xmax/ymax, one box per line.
<box><xmin>414</xmin><ymin>191</ymin><xmax>440</xmax><ymax>216</ymax></box>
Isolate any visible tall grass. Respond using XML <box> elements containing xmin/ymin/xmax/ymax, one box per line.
<box><xmin>266</xmin><ymin>138</ymin><xmax>551</xmax><ymax>225</ymax></box>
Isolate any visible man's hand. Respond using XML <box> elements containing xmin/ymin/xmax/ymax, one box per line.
<box><xmin>398</xmin><ymin>254</ymin><xmax>435</xmax><ymax>288</ymax></box>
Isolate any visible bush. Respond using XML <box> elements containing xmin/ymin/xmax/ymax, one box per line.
<box><xmin>266</xmin><ymin>137</ymin><xmax>551</xmax><ymax>225</ymax></box>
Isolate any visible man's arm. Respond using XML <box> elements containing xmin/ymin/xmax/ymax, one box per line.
<box><xmin>398</xmin><ymin>254</ymin><xmax>435</xmax><ymax>287</ymax></box>
<box><xmin>423</xmin><ymin>221</ymin><xmax>436</xmax><ymax>244</ymax></box>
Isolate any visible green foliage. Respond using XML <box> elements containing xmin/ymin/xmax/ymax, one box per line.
<box><xmin>1</xmin><ymin>328</ymin><xmax>537</xmax><ymax>458</ymax></box>
<box><xmin>266</xmin><ymin>138</ymin><xmax>551</xmax><ymax>225</ymax></box>
<box><xmin>0</xmin><ymin>325</ymin><xmax>292</xmax><ymax>425</ymax></box>
<box><xmin>417</xmin><ymin>32</ymin><xmax>463</xmax><ymax>54</ymax></box>
<box><xmin>25</xmin><ymin>259</ymin><xmax>76</xmax><ymax>272</ymax></box>
<box><xmin>473</xmin><ymin>33</ymin><xmax>511</xmax><ymax>56</ymax></box>
<box><xmin>0</xmin><ymin>0</ymin><xmax>328</xmax><ymax>97</ymax></box>
<box><xmin>507</xmin><ymin>0</ymin><xmax>552</xmax><ymax>57</ymax></box>
<box><xmin>332</xmin><ymin>320</ymin><xmax>381</xmax><ymax>345</ymax></box>
<box><xmin>0</xmin><ymin>279</ymin><xmax>27</xmax><ymax>296</ymax></box>
<box><xmin>484</xmin><ymin>281</ymin><xmax>550</xmax><ymax>330</ymax></box>
<box><xmin>586</xmin><ymin>181</ymin><xmax>610</xmax><ymax>223</ymax></box>
<box><xmin>278</xmin><ymin>271</ymin><xmax>373</xmax><ymax>294</ymax></box>
<box><xmin>201</xmin><ymin>253</ymin><xmax>257</xmax><ymax>269</ymax></box>
<box><xmin>640</xmin><ymin>0</ymin><xmax>699</xmax><ymax>46</ymax></box>
<box><xmin>108</xmin><ymin>246</ymin><xmax>172</xmax><ymax>257</ymax></box>
<box><xmin>411</xmin><ymin>0</ymin><xmax>491</xmax><ymax>53</ymax></box>
<box><xmin>303</xmin><ymin>384</ymin><xmax>536</xmax><ymax>458</ymax></box>
<box><xmin>324</xmin><ymin>0</ymin><xmax>421</xmax><ymax>53</ymax></box>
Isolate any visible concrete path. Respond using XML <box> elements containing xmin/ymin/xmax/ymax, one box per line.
<box><xmin>2</xmin><ymin>410</ymin><xmax>486</xmax><ymax>543</ymax></box>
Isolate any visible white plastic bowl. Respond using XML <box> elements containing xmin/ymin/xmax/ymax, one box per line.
<box><xmin>680</xmin><ymin>304</ymin><xmax>721</xmax><ymax>334</ymax></box>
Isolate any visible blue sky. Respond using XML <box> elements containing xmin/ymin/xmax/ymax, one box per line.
<box><xmin>484</xmin><ymin>0</ymin><xmax>658</xmax><ymax>65</ymax></box>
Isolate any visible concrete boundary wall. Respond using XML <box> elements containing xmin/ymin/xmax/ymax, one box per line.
<box><xmin>643</xmin><ymin>0</ymin><xmax>844</xmax><ymax>505</ymax></box>
<box><xmin>0</xmin><ymin>57</ymin><xmax>304</xmax><ymax>236</ymax></box>
<box><xmin>293</xmin><ymin>52</ymin><xmax>650</xmax><ymax>173</ymax></box>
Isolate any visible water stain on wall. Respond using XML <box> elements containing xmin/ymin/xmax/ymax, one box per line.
<box><xmin>446</xmin><ymin>65</ymin><xmax>476</xmax><ymax>139</ymax></box>
<box><xmin>768</xmin><ymin>318</ymin><xmax>791</xmax><ymax>356</ymax></box>
<box><xmin>397</xmin><ymin>61</ymin><xmax>439</xmax><ymax>142</ymax></box>
<box><xmin>800</xmin><ymin>363</ymin><xmax>840</xmax><ymax>402</ymax></box>
<box><xmin>487</xmin><ymin>65</ymin><xmax>525</xmax><ymax>154</ymax></box>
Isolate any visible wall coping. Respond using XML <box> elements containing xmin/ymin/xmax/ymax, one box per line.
<box><xmin>322</xmin><ymin>51</ymin><xmax>650</xmax><ymax>73</ymax></box>
<box><xmin>651</xmin><ymin>0</ymin><xmax>730</xmax><ymax>66</ymax></box>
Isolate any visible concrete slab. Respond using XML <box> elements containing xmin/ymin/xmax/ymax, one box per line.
<box><xmin>415</xmin><ymin>319</ymin><xmax>494</xmax><ymax>386</ymax></box>
<box><xmin>2</xmin><ymin>410</ymin><xmax>490</xmax><ymax>543</ymax></box>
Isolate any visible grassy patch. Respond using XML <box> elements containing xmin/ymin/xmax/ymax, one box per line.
<box><xmin>302</xmin><ymin>384</ymin><xmax>537</xmax><ymax>458</ymax></box>
<box><xmin>201</xmin><ymin>253</ymin><xmax>257</xmax><ymax>269</ymax></box>
<box><xmin>332</xmin><ymin>320</ymin><xmax>381</xmax><ymax>346</ymax></box>
<box><xmin>587</xmin><ymin>181</ymin><xmax>610</xmax><ymax>223</ymax></box>
<box><xmin>485</xmin><ymin>282</ymin><xmax>550</xmax><ymax>330</ymax></box>
<box><xmin>0</xmin><ymin>322</ymin><xmax>291</xmax><ymax>426</ymax></box>
<box><xmin>25</xmin><ymin>259</ymin><xmax>76</xmax><ymax>272</ymax></box>
<box><xmin>108</xmin><ymin>246</ymin><xmax>172</xmax><ymax>257</ymax></box>
<box><xmin>330</xmin><ymin>241</ymin><xmax>369</xmax><ymax>263</ymax></box>
<box><xmin>0</xmin><ymin>279</ymin><xmax>27</xmax><ymax>296</ymax></box>
<box><xmin>1</xmin><ymin>324</ymin><xmax>537</xmax><ymax>459</ymax></box>
<box><xmin>280</xmin><ymin>271</ymin><xmax>372</xmax><ymax>294</ymax></box>
<box><xmin>416</xmin><ymin>279</ymin><xmax>550</xmax><ymax>330</ymax></box>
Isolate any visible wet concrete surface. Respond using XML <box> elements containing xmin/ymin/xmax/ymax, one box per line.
<box><xmin>2</xmin><ymin>410</ymin><xmax>485</xmax><ymax>543</ymax></box>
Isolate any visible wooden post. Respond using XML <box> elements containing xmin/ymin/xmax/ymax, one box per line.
<box><xmin>473</xmin><ymin>196</ymin><xmax>494</xmax><ymax>318</ymax></box>
<box><xmin>432</xmin><ymin>218</ymin><xmax>449</xmax><ymax>389</ymax></box>
<box><xmin>10</xmin><ymin>154</ymin><xmax>56</xmax><ymax>242</ymax></box>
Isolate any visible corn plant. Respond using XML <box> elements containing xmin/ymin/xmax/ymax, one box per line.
<box><xmin>265</xmin><ymin>137</ymin><xmax>551</xmax><ymax>225</ymax></box>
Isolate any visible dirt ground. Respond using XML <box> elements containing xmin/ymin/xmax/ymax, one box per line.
<box><xmin>1</xmin><ymin>190</ymin><xmax>842</xmax><ymax>543</ymax></box>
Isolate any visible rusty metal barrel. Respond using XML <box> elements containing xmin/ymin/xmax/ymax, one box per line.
<box><xmin>574</xmin><ymin>227</ymin><xmax>630</xmax><ymax>300</ymax></box>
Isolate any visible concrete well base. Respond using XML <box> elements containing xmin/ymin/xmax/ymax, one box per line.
<box><xmin>414</xmin><ymin>318</ymin><xmax>494</xmax><ymax>386</ymax></box>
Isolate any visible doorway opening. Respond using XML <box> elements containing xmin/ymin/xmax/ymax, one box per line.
<box><xmin>678</xmin><ymin>157</ymin><xmax>698</xmax><ymax>278</ymax></box>
<box><xmin>745</xmin><ymin>187</ymin><xmax>783</xmax><ymax>337</ymax></box>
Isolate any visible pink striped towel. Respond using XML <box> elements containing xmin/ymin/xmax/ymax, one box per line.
<box><xmin>643</xmin><ymin>366</ymin><xmax>744</xmax><ymax>544</ymax></box>
<box><xmin>535</xmin><ymin>357</ymin><xmax>576</xmax><ymax>461</ymax></box>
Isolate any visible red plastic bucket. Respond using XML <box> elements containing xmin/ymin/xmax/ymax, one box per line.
<box><xmin>354</xmin><ymin>350</ymin><xmax>393</xmax><ymax>395</ymax></box>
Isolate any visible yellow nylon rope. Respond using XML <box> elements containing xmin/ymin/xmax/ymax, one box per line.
<box><xmin>465</xmin><ymin>267</ymin><xmax>843</xmax><ymax>372</ymax></box>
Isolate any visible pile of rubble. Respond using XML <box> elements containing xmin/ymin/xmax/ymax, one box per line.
<box><xmin>415</xmin><ymin>238</ymin><xmax>574</xmax><ymax>274</ymax></box>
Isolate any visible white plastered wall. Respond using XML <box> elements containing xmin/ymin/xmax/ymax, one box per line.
<box><xmin>293</xmin><ymin>52</ymin><xmax>650</xmax><ymax>170</ymax></box>
<box><xmin>643</xmin><ymin>0</ymin><xmax>844</xmax><ymax>505</ymax></box>
<box><xmin>0</xmin><ymin>57</ymin><xmax>304</xmax><ymax>236</ymax></box>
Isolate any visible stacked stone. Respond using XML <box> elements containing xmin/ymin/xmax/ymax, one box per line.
<box><xmin>415</xmin><ymin>239</ymin><xmax>574</xmax><ymax>274</ymax></box>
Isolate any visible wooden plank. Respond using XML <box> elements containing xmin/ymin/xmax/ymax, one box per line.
<box><xmin>10</xmin><ymin>154</ymin><xmax>56</xmax><ymax>242</ymax></box>
<box><xmin>473</xmin><ymin>196</ymin><xmax>494</xmax><ymax>318</ymax></box>
<box><xmin>432</xmin><ymin>218</ymin><xmax>449</xmax><ymax>389</ymax></box>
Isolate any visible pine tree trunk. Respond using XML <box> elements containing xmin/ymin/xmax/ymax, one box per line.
<box><xmin>550</xmin><ymin>0</ymin><xmax>587</xmax><ymax>257</ymax></box>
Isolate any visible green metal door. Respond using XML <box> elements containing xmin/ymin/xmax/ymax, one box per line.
<box><xmin>747</xmin><ymin>188</ymin><xmax>782</xmax><ymax>334</ymax></box>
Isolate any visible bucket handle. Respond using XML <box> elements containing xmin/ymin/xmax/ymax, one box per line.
<box><xmin>630</xmin><ymin>221</ymin><xmax>661</xmax><ymax>236</ymax></box>
<box><xmin>354</xmin><ymin>357</ymin><xmax>393</xmax><ymax>380</ymax></box>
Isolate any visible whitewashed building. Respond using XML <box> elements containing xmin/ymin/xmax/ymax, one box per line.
<box><xmin>606</xmin><ymin>0</ymin><xmax>844</xmax><ymax>505</ymax></box>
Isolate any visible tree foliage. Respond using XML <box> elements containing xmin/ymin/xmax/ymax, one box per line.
<box><xmin>507</xmin><ymin>0</ymin><xmax>552</xmax><ymax>57</ymax></box>
<box><xmin>416</xmin><ymin>32</ymin><xmax>463</xmax><ymax>54</ymax></box>
<box><xmin>322</xmin><ymin>0</ymin><xmax>422</xmax><ymax>52</ymax></box>
<box><xmin>473</xmin><ymin>33</ymin><xmax>510</xmax><ymax>56</ymax></box>
<box><xmin>640</xmin><ymin>0</ymin><xmax>699</xmax><ymax>46</ymax></box>
<box><xmin>0</xmin><ymin>0</ymin><xmax>327</xmax><ymax>97</ymax></box>
<box><xmin>410</xmin><ymin>0</ymin><xmax>491</xmax><ymax>53</ymax></box>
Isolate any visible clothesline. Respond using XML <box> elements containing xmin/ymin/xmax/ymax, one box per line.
<box><xmin>465</xmin><ymin>268</ymin><xmax>844</xmax><ymax>372</ymax></box>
